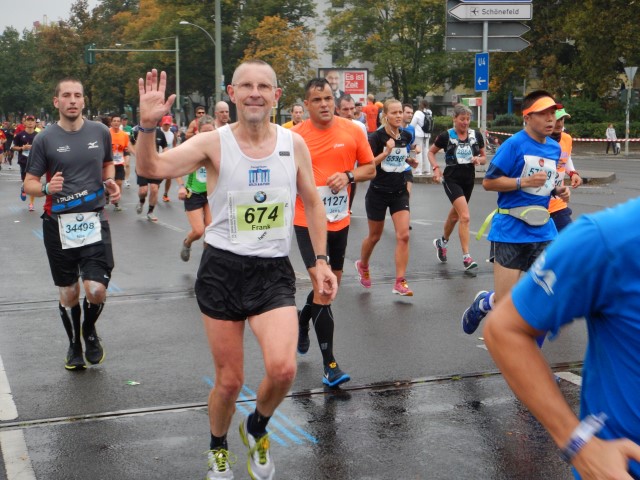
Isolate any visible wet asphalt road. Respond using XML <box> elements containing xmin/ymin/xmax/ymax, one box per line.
<box><xmin>0</xmin><ymin>152</ymin><xmax>637</xmax><ymax>479</ymax></box>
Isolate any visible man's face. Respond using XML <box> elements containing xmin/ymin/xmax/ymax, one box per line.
<box><xmin>121</xmin><ymin>118</ymin><xmax>128</xmax><ymax>126</ymax></box>
<box><xmin>162</xmin><ymin>123</ymin><xmax>171</xmax><ymax>131</ymax></box>
<box><xmin>325</xmin><ymin>71</ymin><xmax>340</xmax><ymax>92</ymax></box>
<box><xmin>525</xmin><ymin>106</ymin><xmax>557</xmax><ymax>140</ymax></box>
<box><xmin>54</xmin><ymin>81</ymin><xmax>85</xmax><ymax>121</ymax></box>
<box><xmin>355</xmin><ymin>104</ymin><xmax>362</xmax><ymax>115</ymax></box>
<box><xmin>403</xmin><ymin>107</ymin><xmax>414</xmax><ymax>125</ymax></box>
<box><xmin>229</xmin><ymin>64</ymin><xmax>281</xmax><ymax>125</ymax></box>
<box><xmin>215</xmin><ymin>104</ymin><xmax>230</xmax><ymax>125</ymax></box>
<box><xmin>111</xmin><ymin>117</ymin><xmax>121</xmax><ymax>129</ymax></box>
<box><xmin>196</xmin><ymin>109</ymin><xmax>206</xmax><ymax>118</ymax></box>
<box><xmin>25</xmin><ymin>117</ymin><xmax>36</xmax><ymax>129</ymax></box>
<box><xmin>553</xmin><ymin>116</ymin><xmax>565</xmax><ymax>134</ymax></box>
<box><xmin>304</xmin><ymin>84</ymin><xmax>335</xmax><ymax>125</ymax></box>
<box><xmin>291</xmin><ymin>106</ymin><xmax>304</xmax><ymax>123</ymax></box>
<box><xmin>337</xmin><ymin>99</ymin><xmax>356</xmax><ymax>120</ymax></box>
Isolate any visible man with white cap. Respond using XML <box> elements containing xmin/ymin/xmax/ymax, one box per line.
<box><xmin>160</xmin><ymin>115</ymin><xmax>177</xmax><ymax>202</ymax></box>
<box><xmin>548</xmin><ymin>107</ymin><xmax>582</xmax><ymax>232</ymax></box>
<box><xmin>461</xmin><ymin>90</ymin><xmax>570</xmax><ymax>336</ymax></box>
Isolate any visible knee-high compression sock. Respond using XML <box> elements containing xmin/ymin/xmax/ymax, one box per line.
<box><xmin>311</xmin><ymin>303</ymin><xmax>335</xmax><ymax>366</ymax></box>
<box><xmin>82</xmin><ymin>297</ymin><xmax>104</xmax><ymax>333</ymax></box>
<box><xmin>59</xmin><ymin>303</ymin><xmax>82</xmax><ymax>343</ymax></box>
<box><xmin>298</xmin><ymin>290</ymin><xmax>314</xmax><ymax>327</ymax></box>
<box><xmin>247</xmin><ymin>408</ymin><xmax>271</xmax><ymax>439</ymax></box>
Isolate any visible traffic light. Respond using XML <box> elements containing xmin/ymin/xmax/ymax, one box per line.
<box><xmin>632</xmin><ymin>89</ymin><xmax>640</xmax><ymax>107</ymax></box>
<box><xmin>619</xmin><ymin>89</ymin><xmax>628</xmax><ymax>103</ymax></box>
<box><xmin>84</xmin><ymin>44</ymin><xmax>96</xmax><ymax>65</ymax></box>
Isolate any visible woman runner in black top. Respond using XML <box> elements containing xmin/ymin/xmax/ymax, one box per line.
<box><xmin>355</xmin><ymin>99</ymin><xmax>418</xmax><ymax>296</ymax></box>
<box><xmin>427</xmin><ymin>103</ymin><xmax>486</xmax><ymax>274</ymax></box>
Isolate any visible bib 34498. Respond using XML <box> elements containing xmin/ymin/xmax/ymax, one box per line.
<box><xmin>58</xmin><ymin>211</ymin><xmax>102</xmax><ymax>250</ymax></box>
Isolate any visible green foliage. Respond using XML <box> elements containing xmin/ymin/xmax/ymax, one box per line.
<box><xmin>492</xmin><ymin>114</ymin><xmax>522</xmax><ymax>127</ymax></box>
<box><xmin>556</xmin><ymin>98</ymin><xmax>606</xmax><ymax>124</ymax></box>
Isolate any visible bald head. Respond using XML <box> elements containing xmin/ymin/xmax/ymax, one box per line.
<box><xmin>214</xmin><ymin>101</ymin><xmax>230</xmax><ymax>127</ymax></box>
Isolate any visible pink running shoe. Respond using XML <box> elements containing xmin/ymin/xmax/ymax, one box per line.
<box><xmin>355</xmin><ymin>260</ymin><xmax>371</xmax><ymax>288</ymax></box>
<box><xmin>392</xmin><ymin>278</ymin><xmax>413</xmax><ymax>296</ymax></box>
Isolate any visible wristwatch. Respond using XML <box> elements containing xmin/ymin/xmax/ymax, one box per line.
<box><xmin>344</xmin><ymin>170</ymin><xmax>355</xmax><ymax>184</ymax></box>
<box><xmin>315</xmin><ymin>254</ymin><xmax>330</xmax><ymax>265</ymax></box>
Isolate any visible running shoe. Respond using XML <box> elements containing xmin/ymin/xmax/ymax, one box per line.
<box><xmin>162</xmin><ymin>193</ymin><xmax>170</xmax><ymax>202</ymax></box>
<box><xmin>462</xmin><ymin>290</ymin><xmax>489</xmax><ymax>335</ymax></box>
<box><xmin>136</xmin><ymin>203</ymin><xmax>143</xmax><ymax>214</ymax></box>
<box><xmin>19</xmin><ymin>185</ymin><xmax>26</xmax><ymax>201</ymax></box>
<box><xmin>354</xmin><ymin>260</ymin><xmax>371</xmax><ymax>288</ymax></box>
<box><xmin>206</xmin><ymin>448</ymin><xmax>236</xmax><ymax>479</ymax></box>
<box><xmin>65</xmin><ymin>342</ymin><xmax>86</xmax><ymax>370</ymax></box>
<box><xmin>147</xmin><ymin>213</ymin><xmax>158</xmax><ymax>222</ymax></box>
<box><xmin>392</xmin><ymin>278</ymin><xmax>413</xmax><ymax>296</ymax></box>
<box><xmin>180</xmin><ymin>240</ymin><xmax>191</xmax><ymax>262</ymax></box>
<box><xmin>239</xmin><ymin>417</ymin><xmax>275</xmax><ymax>480</ymax></box>
<box><xmin>323</xmin><ymin>362</ymin><xmax>351</xmax><ymax>387</ymax></box>
<box><xmin>297</xmin><ymin>309</ymin><xmax>310</xmax><ymax>355</ymax></box>
<box><xmin>463</xmin><ymin>256</ymin><xmax>478</xmax><ymax>274</ymax></box>
<box><xmin>433</xmin><ymin>238</ymin><xmax>447</xmax><ymax>263</ymax></box>
<box><xmin>114</xmin><ymin>204</ymin><xmax>123</xmax><ymax>212</ymax></box>
<box><xmin>28</xmin><ymin>203</ymin><xmax>34</xmax><ymax>212</ymax></box>
<box><xmin>83</xmin><ymin>326</ymin><xmax>105</xmax><ymax>365</ymax></box>
<box><xmin>124</xmin><ymin>180</ymin><xmax>131</xmax><ymax>188</ymax></box>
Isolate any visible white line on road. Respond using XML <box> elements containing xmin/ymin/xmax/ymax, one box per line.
<box><xmin>0</xmin><ymin>430</ymin><xmax>36</xmax><ymax>480</ymax></box>
<box><xmin>555</xmin><ymin>371</ymin><xmax>582</xmax><ymax>386</ymax></box>
<box><xmin>0</xmin><ymin>355</ymin><xmax>17</xmax><ymax>420</ymax></box>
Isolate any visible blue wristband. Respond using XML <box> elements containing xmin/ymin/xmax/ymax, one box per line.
<box><xmin>137</xmin><ymin>125</ymin><xmax>156</xmax><ymax>133</ymax></box>
<box><xmin>560</xmin><ymin>413</ymin><xmax>607</xmax><ymax>463</ymax></box>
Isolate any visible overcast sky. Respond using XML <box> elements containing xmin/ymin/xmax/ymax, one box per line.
<box><xmin>0</xmin><ymin>0</ymin><xmax>101</xmax><ymax>34</ymax></box>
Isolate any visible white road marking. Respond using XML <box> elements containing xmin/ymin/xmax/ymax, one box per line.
<box><xmin>0</xmin><ymin>355</ymin><xmax>17</xmax><ymax>420</ymax></box>
<box><xmin>0</xmin><ymin>430</ymin><xmax>36</xmax><ymax>480</ymax></box>
<box><xmin>555</xmin><ymin>371</ymin><xmax>582</xmax><ymax>386</ymax></box>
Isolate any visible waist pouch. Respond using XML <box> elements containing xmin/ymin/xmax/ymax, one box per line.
<box><xmin>476</xmin><ymin>206</ymin><xmax>550</xmax><ymax>240</ymax></box>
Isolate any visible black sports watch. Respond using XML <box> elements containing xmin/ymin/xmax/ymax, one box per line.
<box><xmin>344</xmin><ymin>170</ymin><xmax>355</xmax><ymax>184</ymax></box>
<box><xmin>315</xmin><ymin>254</ymin><xmax>330</xmax><ymax>265</ymax></box>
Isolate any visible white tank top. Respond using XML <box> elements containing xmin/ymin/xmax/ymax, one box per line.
<box><xmin>204</xmin><ymin>124</ymin><xmax>297</xmax><ymax>257</ymax></box>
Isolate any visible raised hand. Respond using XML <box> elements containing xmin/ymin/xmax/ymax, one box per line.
<box><xmin>138</xmin><ymin>69</ymin><xmax>176</xmax><ymax>128</ymax></box>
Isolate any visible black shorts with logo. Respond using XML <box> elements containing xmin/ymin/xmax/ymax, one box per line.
<box><xmin>294</xmin><ymin>224</ymin><xmax>349</xmax><ymax>271</ymax></box>
<box><xmin>42</xmin><ymin>212</ymin><xmax>114</xmax><ymax>287</ymax></box>
<box><xmin>114</xmin><ymin>164</ymin><xmax>125</xmax><ymax>181</ymax></box>
<box><xmin>195</xmin><ymin>245</ymin><xmax>296</xmax><ymax>321</ymax></box>
<box><xmin>490</xmin><ymin>241</ymin><xmax>550</xmax><ymax>271</ymax></box>
<box><xmin>136</xmin><ymin>174</ymin><xmax>162</xmax><ymax>186</ymax></box>
<box><xmin>184</xmin><ymin>191</ymin><xmax>208</xmax><ymax>212</ymax></box>
<box><xmin>442</xmin><ymin>164</ymin><xmax>475</xmax><ymax>203</ymax></box>
<box><xmin>365</xmin><ymin>185</ymin><xmax>410</xmax><ymax>221</ymax></box>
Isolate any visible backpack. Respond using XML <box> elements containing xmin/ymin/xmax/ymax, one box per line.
<box><xmin>421</xmin><ymin>111</ymin><xmax>433</xmax><ymax>135</ymax></box>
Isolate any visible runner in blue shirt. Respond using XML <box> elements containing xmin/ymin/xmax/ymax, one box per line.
<box><xmin>484</xmin><ymin>197</ymin><xmax>640</xmax><ymax>480</ymax></box>
<box><xmin>461</xmin><ymin>90</ymin><xmax>569</xmax><ymax>335</ymax></box>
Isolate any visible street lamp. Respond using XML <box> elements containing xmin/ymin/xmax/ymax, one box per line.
<box><xmin>180</xmin><ymin>16</ymin><xmax>223</xmax><ymax>103</ymax></box>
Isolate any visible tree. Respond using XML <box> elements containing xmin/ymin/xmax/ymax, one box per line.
<box><xmin>242</xmin><ymin>15</ymin><xmax>317</xmax><ymax>118</ymax></box>
<box><xmin>326</xmin><ymin>0</ymin><xmax>462</xmax><ymax>102</ymax></box>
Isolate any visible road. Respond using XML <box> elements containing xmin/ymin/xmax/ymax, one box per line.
<box><xmin>0</xmin><ymin>152</ymin><xmax>637</xmax><ymax>479</ymax></box>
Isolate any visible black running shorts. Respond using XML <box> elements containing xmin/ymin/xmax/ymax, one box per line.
<box><xmin>184</xmin><ymin>191</ymin><xmax>208</xmax><ymax>212</ymax></box>
<box><xmin>114</xmin><ymin>165</ymin><xmax>125</xmax><ymax>181</ymax></box>
<box><xmin>195</xmin><ymin>245</ymin><xmax>296</xmax><ymax>321</ymax></box>
<box><xmin>490</xmin><ymin>241</ymin><xmax>550</xmax><ymax>271</ymax></box>
<box><xmin>42</xmin><ymin>212</ymin><xmax>114</xmax><ymax>287</ymax></box>
<box><xmin>442</xmin><ymin>165</ymin><xmax>475</xmax><ymax>203</ymax></box>
<box><xmin>365</xmin><ymin>186</ymin><xmax>410</xmax><ymax>222</ymax></box>
<box><xmin>136</xmin><ymin>174</ymin><xmax>162</xmax><ymax>186</ymax></box>
<box><xmin>294</xmin><ymin>224</ymin><xmax>349</xmax><ymax>271</ymax></box>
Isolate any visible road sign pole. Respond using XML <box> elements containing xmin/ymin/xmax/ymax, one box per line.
<box><xmin>624</xmin><ymin>66</ymin><xmax>638</xmax><ymax>156</ymax></box>
<box><xmin>481</xmin><ymin>22</ymin><xmax>488</xmax><ymax>134</ymax></box>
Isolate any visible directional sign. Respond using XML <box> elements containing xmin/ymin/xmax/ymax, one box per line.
<box><xmin>475</xmin><ymin>53</ymin><xmax>489</xmax><ymax>92</ymax></box>
<box><xmin>446</xmin><ymin>36</ymin><xmax>530</xmax><ymax>52</ymax></box>
<box><xmin>449</xmin><ymin>3</ymin><xmax>532</xmax><ymax>21</ymax></box>
<box><xmin>446</xmin><ymin>22</ymin><xmax>530</xmax><ymax>37</ymax></box>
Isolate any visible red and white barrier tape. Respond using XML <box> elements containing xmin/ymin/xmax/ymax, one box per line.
<box><xmin>486</xmin><ymin>130</ymin><xmax>640</xmax><ymax>142</ymax></box>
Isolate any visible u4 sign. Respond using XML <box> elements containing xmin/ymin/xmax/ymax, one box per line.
<box><xmin>475</xmin><ymin>53</ymin><xmax>489</xmax><ymax>92</ymax></box>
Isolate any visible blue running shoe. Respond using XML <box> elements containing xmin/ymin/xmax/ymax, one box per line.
<box><xmin>20</xmin><ymin>185</ymin><xmax>26</xmax><ymax>201</ymax></box>
<box><xmin>462</xmin><ymin>290</ymin><xmax>489</xmax><ymax>335</ymax></box>
<box><xmin>322</xmin><ymin>362</ymin><xmax>350</xmax><ymax>388</ymax></box>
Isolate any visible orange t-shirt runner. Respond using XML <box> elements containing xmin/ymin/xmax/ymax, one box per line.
<box><xmin>110</xmin><ymin>129</ymin><xmax>130</xmax><ymax>165</ymax></box>
<box><xmin>292</xmin><ymin>116</ymin><xmax>374</xmax><ymax>231</ymax></box>
<box><xmin>549</xmin><ymin>132</ymin><xmax>572</xmax><ymax>214</ymax></box>
<box><xmin>361</xmin><ymin>102</ymin><xmax>379</xmax><ymax>133</ymax></box>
